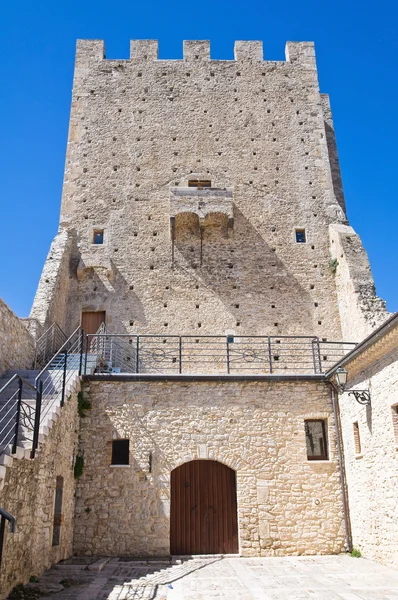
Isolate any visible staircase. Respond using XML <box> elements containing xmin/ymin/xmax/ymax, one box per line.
<box><xmin>0</xmin><ymin>325</ymin><xmax>96</xmax><ymax>491</ymax></box>
<box><xmin>0</xmin><ymin>365</ymin><xmax>82</xmax><ymax>487</ymax></box>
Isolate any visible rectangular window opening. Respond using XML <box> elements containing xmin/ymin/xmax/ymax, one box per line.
<box><xmin>295</xmin><ymin>228</ymin><xmax>306</xmax><ymax>243</ymax></box>
<box><xmin>353</xmin><ymin>422</ymin><xmax>361</xmax><ymax>454</ymax></box>
<box><xmin>111</xmin><ymin>439</ymin><xmax>130</xmax><ymax>465</ymax></box>
<box><xmin>188</xmin><ymin>179</ymin><xmax>211</xmax><ymax>189</ymax></box>
<box><xmin>305</xmin><ymin>419</ymin><xmax>328</xmax><ymax>460</ymax></box>
<box><xmin>392</xmin><ymin>405</ymin><xmax>398</xmax><ymax>445</ymax></box>
<box><xmin>93</xmin><ymin>229</ymin><xmax>104</xmax><ymax>244</ymax></box>
<box><xmin>52</xmin><ymin>476</ymin><xmax>64</xmax><ymax>546</ymax></box>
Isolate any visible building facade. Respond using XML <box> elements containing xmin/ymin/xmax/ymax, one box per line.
<box><xmin>0</xmin><ymin>39</ymin><xmax>395</xmax><ymax>597</ymax></box>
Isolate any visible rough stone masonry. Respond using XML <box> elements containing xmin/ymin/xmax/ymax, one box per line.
<box><xmin>30</xmin><ymin>40</ymin><xmax>387</xmax><ymax>339</ymax></box>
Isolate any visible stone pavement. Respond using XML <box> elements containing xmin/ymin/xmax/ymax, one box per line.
<box><xmin>12</xmin><ymin>555</ymin><xmax>398</xmax><ymax>600</ymax></box>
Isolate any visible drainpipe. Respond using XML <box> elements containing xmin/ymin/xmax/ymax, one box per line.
<box><xmin>328</xmin><ymin>381</ymin><xmax>352</xmax><ymax>553</ymax></box>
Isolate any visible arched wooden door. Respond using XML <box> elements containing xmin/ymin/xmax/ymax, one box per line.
<box><xmin>170</xmin><ymin>460</ymin><xmax>239</xmax><ymax>555</ymax></box>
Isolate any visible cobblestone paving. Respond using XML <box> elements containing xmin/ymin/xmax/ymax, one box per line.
<box><xmin>17</xmin><ymin>555</ymin><xmax>398</xmax><ymax>600</ymax></box>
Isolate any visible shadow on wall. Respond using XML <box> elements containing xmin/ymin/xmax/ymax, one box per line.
<box><xmin>66</xmin><ymin>261</ymin><xmax>147</xmax><ymax>335</ymax></box>
<box><xmin>174</xmin><ymin>206</ymin><xmax>314</xmax><ymax>335</ymax></box>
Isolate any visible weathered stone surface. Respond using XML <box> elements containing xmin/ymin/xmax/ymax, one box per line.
<box><xmin>74</xmin><ymin>379</ymin><xmax>346</xmax><ymax>557</ymax></box>
<box><xmin>29</xmin><ymin>39</ymin><xmax>387</xmax><ymax>340</ymax></box>
<box><xmin>0</xmin><ymin>388</ymin><xmax>80</xmax><ymax>599</ymax></box>
<box><xmin>338</xmin><ymin>316</ymin><xmax>398</xmax><ymax>568</ymax></box>
<box><xmin>0</xmin><ymin>299</ymin><xmax>35</xmax><ymax>375</ymax></box>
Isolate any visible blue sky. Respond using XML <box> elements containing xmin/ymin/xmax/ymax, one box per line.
<box><xmin>1</xmin><ymin>0</ymin><xmax>397</xmax><ymax>317</ymax></box>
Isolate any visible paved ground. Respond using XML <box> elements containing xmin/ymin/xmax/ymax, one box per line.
<box><xmin>12</xmin><ymin>555</ymin><xmax>398</xmax><ymax>600</ymax></box>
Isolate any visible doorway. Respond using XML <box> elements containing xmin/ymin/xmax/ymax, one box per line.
<box><xmin>81</xmin><ymin>311</ymin><xmax>106</xmax><ymax>335</ymax></box>
<box><xmin>170</xmin><ymin>460</ymin><xmax>239</xmax><ymax>555</ymax></box>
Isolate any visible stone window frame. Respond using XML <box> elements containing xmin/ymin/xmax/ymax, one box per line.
<box><xmin>304</xmin><ymin>418</ymin><xmax>329</xmax><ymax>461</ymax></box>
<box><xmin>294</xmin><ymin>227</ymin><xmax>307</xmax><ymax>244</ymax></box>
<box><xmin>92</xmin><ymin>228</ymin><xmax>105</xmax><ymax>245</ymax></box>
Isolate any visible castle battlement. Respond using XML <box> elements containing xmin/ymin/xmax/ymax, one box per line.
<box><xmin>75</xmin><ymin>38</ymin><xmax>316</xmax><ymax>69</ymax></box>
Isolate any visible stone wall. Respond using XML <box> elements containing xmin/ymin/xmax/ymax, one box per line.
<box><xmin>338</xmin><ymin>319</ymin><xmax>398</xmax><ymax>567</ymax></box>
<box><xmin>0</xmin><ymin>298</ymin><xmax>35</xmax><ymax>375</ymax></box>
<box><xmin>329</xmin><ymin>224</ymin><xmax>388</xmax><ymax>342</ymax></box>
<box><xmin>0</xmin><ymin>388</ymin><xmax>79</xmax><ymax>599</ymax></box>
<box><xmin>29</xmin><ymin>38</ymin><xmax>384</xmax><ymax>341</ymax></box>
<box><xmin>74</xmin><ymin>378</ymin><xmax>346</xmax><ymax>557</ymax></box>
<box><xmin>30</xmin><ymin>228</ymin><xmax>73</xmax><ymax>333</ymax></box>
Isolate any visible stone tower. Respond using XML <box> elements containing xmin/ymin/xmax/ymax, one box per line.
<box><xmin>30</xmin><ymin>40</ymin><xmax>387</xmax><ymax>343</ymax></box>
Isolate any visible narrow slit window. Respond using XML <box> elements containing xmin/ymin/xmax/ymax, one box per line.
<box><xmin>305</xmin><ymin>420</ymin><xmax>328</xmax><ymax>460</ymax></box>
<box><xmin>353</xmin><ymin>422</ymin><xmax>361</xmax><ymax>454</ymax></box>
<box><xmin>111</xmin><ymin>439</ymin><xmax>130</xmax><ymax>465</ymax></box>
<box><xmin>295</xmin><ymin>228</ymin><xmax>306</xmax><ymax>243</ymax></box>
<box><xmin>52</xmin><ymin>476</ymin><xmax>64</xmax><ymax>546</ymax></box>
<box><xmin>392</xmin><ymin>406</ymin><xmax>398</xmax><ymax>445</ymax></box>
<box><xmin>93</xmin><ymin>229</ymin><xmax>104</xmax><ymax>244</ymax></box>
<box><xmin>188</xmin><ymin>179</ymin><xmax>211</xmax><ymax>189</ymax></box>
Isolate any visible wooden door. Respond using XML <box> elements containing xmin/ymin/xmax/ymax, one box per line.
<box><xmin>81</xmin><ymin>311</ymin><xmax>106</xmax><ymax>335</ymax></box>
<box><xmin>170</xmin><ymin>460</ymin><xmax>239</xmax><ymax>555</ymax></box>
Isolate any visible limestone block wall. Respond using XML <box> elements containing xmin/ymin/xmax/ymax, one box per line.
<box><xmin>329</xmin><ymin>224</ymin><xmax>388</xmax><ymax>342</ymax></box>
<box><xmin>39</xmin><ymin>38</ymin><xmax>367</xmax><ymax>340</ymax></box>
<box><xmin>30</xmin><ymin>228</ymin><xmax>73</xmax><ymax>333</ymax></box>
<box><xmin>74</xmin><ymin>378</ymin><xmax>346</xmax><ymax>557</ymax></box>
<box><xmin>0</xmin><ymin>298</ymin><xmax>35</xmax><ymax>375</ymax></box>
<box><xmin>0</xmin><ymin>389</ymin><xmax>79</xmax><ymax>599</ymax></box>
<box><xmin>338</xmin><ymin>325</ymin><xmax>398</xmax><ymax>567</ymax></box>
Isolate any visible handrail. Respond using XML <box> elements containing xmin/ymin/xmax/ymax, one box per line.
<box><xmin>0</xmin><ymin>508</ymin><xmax>15</xmax><ymax>533</ymax></box>
<box><xmin>0</xmin><ymin>507</ymin><xmax>15</xmax><ymax>569</ymax></box>
<box><xmin>84</xmin><ymin>333</ymin><xmax>357</xmax><ymax>376</ymax></box>
<box><xmin>0</xmin><ymin>374</ymin><xmax>19</xmax><ymax>396</ymax></box>
<box><xmin>34</xmin><ymin>322</ymin><xmax>67</xmax><ymax>369</ymax></box>
<box><xmin>34</xmin><ymin>322</ymin><xmax>66</xmax><ymax>347</ymax></box>
<box><xmin>35</xmin><ymin>325</ymin><xmax>81</xmax><ymax>385</ymax></box>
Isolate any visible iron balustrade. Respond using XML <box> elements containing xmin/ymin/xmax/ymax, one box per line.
<box><xmin>34</xmin><ymin>322</ymin><xmax>67</xmax><ymax>369</ymax></box>
<box><xmin>83</xmin><ymin>334</ymin><xmax>357</xmax><ymax>376</ymax></box>
<box><xmin>0</xmin><ymin>507</ymin><xmax>15</xmax><ymax>569</ymax></box>
<box><xmin>0</xmin><ymin>327</ymin><xmax>88</xmax><ymax>460</ymax></box>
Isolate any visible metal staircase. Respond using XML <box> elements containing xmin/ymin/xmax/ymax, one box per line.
<box><xmin>0</xmin><ymin>325</ymin><xmax>91</xmax><ymax>463</ymax></box>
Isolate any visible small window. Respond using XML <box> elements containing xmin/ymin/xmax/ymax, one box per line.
<box><xmin>52</xmin><ymin>476</ymin><xmax>64</xmax><ymax>546</ymax></box>
<box><xmin>392</xmin><ymin>405</ymin><xmax>398</xmax><ymax>445</ymax></box>
<box><xmin>295</xmin><ymin>228</ymin><xmax>306</xmax><ymax>243</ymax></box>
<box><xmin>93</xmin><ymin>229</ymin><xmax>104</xmax><ymax>244</ymax></box>
<box><xmin>305</xmin><ymin>420</ymin><xmax>328</xmax><ymax>460</ymax></box>
<box><xmin>188</xmin><ymin>179</ymin><xmax>211</xmax><ymax>189</ymax></box>
<box><xmin>353</xmin><ymin>422</ymin><xmax>361</xmax><ymax>454</ymax></box>
<box><xmin>111</xmin><ymin>439</ymin><xmax>130</xmax><ymax>465</ymax></box>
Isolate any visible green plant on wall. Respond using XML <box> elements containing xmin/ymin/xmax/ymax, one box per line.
<box><xmin>77</xmin><ymin>391</ymin><xmax>91</xmax><ymax>418</ymax></box>
<box><xmin>350</xmin><ymin>547</ymin><xmax>362</xmax><ymax>558</ymax></box>
<box><xmin>74</xmin><ymin>455</ymin><xmax>84</xmax><ymax>479</ymax></box>
<box><xmin>329</xmin><ymin>258</ymin><xmax>338</xmax><ymax>274</ymax></box>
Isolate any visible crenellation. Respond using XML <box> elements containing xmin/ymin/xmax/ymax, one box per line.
<box><xmin>234</xmin><ymin>40</ymin><xmax>264</xmax><ymax>61</ymax></box>
<box><xmin>183</xmin><ymin>40</ymin><xmax>210</xmax><ymax>61</ymax></box>
<box><xmin>285</xmin><ymin>41</ymin><xmax>317</xmax><ymax>69</ymax></box>
<box><xmin>130</xmin><ymin>39</ymin><xmax>159</xmax><ymax>61</ymax></box>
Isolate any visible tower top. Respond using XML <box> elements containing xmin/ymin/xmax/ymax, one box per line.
<box><xmin>75</xmin><ymin>39</ymin><xmax>317</xmax><ymax>69</ymax></box>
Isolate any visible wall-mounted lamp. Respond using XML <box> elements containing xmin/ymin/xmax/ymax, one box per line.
<box><xmin>334</xmin><ymin>367</ymin><xmax>371</xmax><ymax>406</ymax></box>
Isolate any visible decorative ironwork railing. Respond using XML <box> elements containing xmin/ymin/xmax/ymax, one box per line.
<box><xmin>83</xmin><ymin>334</ymin><xmax>357</xmax><ymax>376</ymax></box>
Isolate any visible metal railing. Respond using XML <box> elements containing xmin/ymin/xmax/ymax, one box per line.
<box><xmin>34</xmin><ymin>326</ymin><xmax>87</xmax><ymax>434</ymax></box>
<box><xmin>0</xmin><ymin>507</ymin><xmax>15</xmax><ymax>569</ymax></box>
<box><xmin>0</xmin><ymin>375</ymin><xmax>37</xmax><ymax>457</ymax></box>
<box><xmin>34</xmin><ymin>323</ymin><xmax>67</xmax><ymax>369</ymax></box>
<box><xmin>83</xmin><ymin>334</ymin><xmax>357</xmax><ymax>376</ymax></box>
<box><xmin>0</xmin><ymin>327</ymin><xmax>88</xmax><ymax>460</ymax></box>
